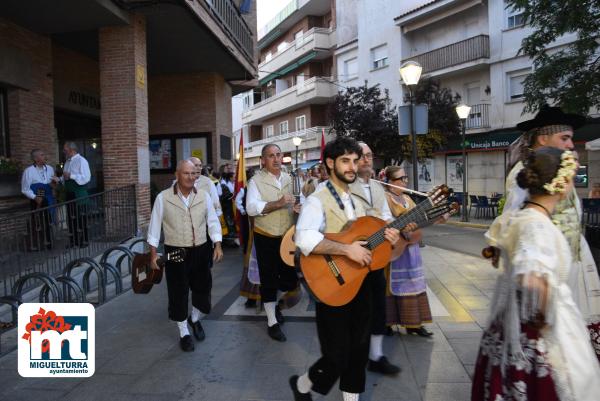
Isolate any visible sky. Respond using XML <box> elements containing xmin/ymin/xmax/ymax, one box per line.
<box><xmin>257</xmin><ymin>0</ymin><xmax>288</xmax><ymax>30</ymax></box>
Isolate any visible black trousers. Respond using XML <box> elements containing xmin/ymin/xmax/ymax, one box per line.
<box><xmin>66</xmin><ymin>191</ymin><xmax>88</xmax><ymax>246</ymax></box>
<box><xmin>308</xmin><ymin>277</ymin><xmax>372</xmax><ymax>394</ymax></box>
<box><xmin>29</xmin><ymin>198</ymin><xmax>52</xmax><ymax>250</ymax></box>
<box><xmin>253</xmin><ymin>232</ymin><xmax>298</xmax><ymax>303</ymax></box>
<box><xmin>164</xmin><ymin>243</ymin><xmax>212</xmax><ymax>322</ymax></box>
<box><xmin>369</xmin><ymin>269</ymin><xmax>387</xmax><ymax>335</ymax></box>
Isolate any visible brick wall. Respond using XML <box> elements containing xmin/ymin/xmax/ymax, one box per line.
<box><xmin>99</xmin><ymin>13</ymin><xmax>150</xmax><ymax>229</ymax></box>
<box><xmin>52</xmin><ymin>44</ymin><xmax>99</xmax><ymax>94</ymax></box>
<box><xmin>0</xmin><ymin>18</ymin><xmax>56</xmax><ymax>167</ymax></box>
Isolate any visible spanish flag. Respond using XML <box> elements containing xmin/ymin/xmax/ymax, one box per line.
<box><xmin>233</xmin><ymin>129</ymin><xmax>247</xmax><ymax>241</ymax></box>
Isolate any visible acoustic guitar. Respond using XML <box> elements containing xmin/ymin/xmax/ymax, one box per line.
<box><xmin>296</xmin><ymin>185</ymin><xmax>453</xmax><ymax>306</ymax></box>
<box><xmin>132</xmin><ymin>248</ymin><xmax>186</xmax><ymax>294</ymax></box>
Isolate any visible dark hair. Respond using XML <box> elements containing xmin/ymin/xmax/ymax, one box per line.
<box><xmin>323</xmin><ymin>136</ymin><xmax>362</xmax><ymax>174</ymax></box>
<box><xmin>516</xmin><ymin>147</ymin><xmax>566</xmax><ymax>195</ymax></box>
<box><xmin>261</xmin><ymin>143</ymin><xmax>281</xmax><ymax>157</ymax></box>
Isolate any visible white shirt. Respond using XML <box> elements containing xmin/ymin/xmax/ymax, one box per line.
<box><xmin>216</xmin><ymin>179</ymin><xmax>234</xmax><ymax>197</ymax></box>
<box><xmin>358</xmin><ymin>177</ymin><xmax>393</xmax><ymax>222</ymax></box>
<box><xmin>295</xmin><ymin>187</ymin><xmax>357</xmax><ymax>256</ymax></box>
<box><xmin>235</xmin><ymin>188</ymin><xmax>246</xmax><ymax>215</ymax></box>
<box><xmin>146</xmin><ymin>189</ymin><xmax>222</xmax><ymax>248</ymax></box>
<box><xmin>21</xmin><ymin>164</ymin><xmax>55</xmax><ymax>200</ymax></box>
<box><xmin>246</xmin><ymin>172</ymin><xmax>285</xmax><ymax>216</ymax></box>
<box><xmin>171</xmin><ymin>177</ymin><xmax>222</xmax><ymax>216</ymax></box>
<box><xmin>63</xmin><ymin>153</ymin><xmax>91</xmax><ymax>185</ymax></box>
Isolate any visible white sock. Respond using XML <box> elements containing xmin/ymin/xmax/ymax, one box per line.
<box><xmin>342</xmin><ymin>392</ymin><xmax>360</xmax><ymax>401</ymax></box>
<box><xmin>369</xmin><ymin>334</ymin><xmax>384</xmax><ymax>361</ymax></box>
<box><xmin>191</xmin><ymin>307</ymin><xmax>204</xmax><ymax>323</ymax></box>
<box><xmin>264</xmin><ymin>301</ymin><xmax>278</xmax><ymax>327</ymax></box>
<box><xmin>177</xmin><ymin>320</ymin><xmax>190</xmax><ymax>338</ymax></box>
<box><xmin>297</xmin><ymin>372</ymin><xmax>312</xmax><ymax>394</ymax></box>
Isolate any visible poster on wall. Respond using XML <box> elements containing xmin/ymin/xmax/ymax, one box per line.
<box><xmin>176</xmin><ymin>137</ymin><xmax>208</xmax><ymax>164</ymax></box>
<box><xmin>446</xmin><ymin>154</ymin><xmax>465</xmax><ymax>191</ymax></box>
<box><xmin>149</xmin><ymin>139</ymin><xmax>172</xmax><ymax>169</ymax></box>
<box><xmin>417</xmin><ymin>159</ymin><xmax>434</xmax><ymax>192</ymax></box>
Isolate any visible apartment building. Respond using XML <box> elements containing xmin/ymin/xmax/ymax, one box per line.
<box><xmin>240</xmin><ymin>0</ymin><xmax>337</xmax><ymax>168</ymax></box>
<box><xmin>335</xmin><ymin>0</ymin><xmax>599</xmax><ymax>196</ymax></box>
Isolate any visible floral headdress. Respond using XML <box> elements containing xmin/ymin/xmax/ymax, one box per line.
<box><xmin>542</xmin><ymin>150</ymin><xmax>577</xmax><ymax>195</ymax></box>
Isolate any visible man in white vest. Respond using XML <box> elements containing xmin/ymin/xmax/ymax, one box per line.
<box><xmin>188</xmin><ymin>157</ymin><xmax>221</xmax><ymax>216</ymax></box>
<box><xmin>246</xmin><ymin>143</ymin><xmax>300</xmax><ymax>342</ymax></box>
<box><xmin>147</xmin><ymin>160</ymin><xmax>223</xmax><ymax>352</ymax></box>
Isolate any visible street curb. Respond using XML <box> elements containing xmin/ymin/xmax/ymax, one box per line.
<box><xmin>446</xmin><ymin>220</ymin><xmax>490</xmax><ymax>229</ymax></box>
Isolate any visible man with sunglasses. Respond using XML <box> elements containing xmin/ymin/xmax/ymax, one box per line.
<box><xmin>349</xmin><ymin>142</ymin><xmax>401</xmax><ymax>376</ymax></box>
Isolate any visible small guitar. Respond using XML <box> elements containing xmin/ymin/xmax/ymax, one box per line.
<box><xmin>132</xmin><ymin>248</ymin><xmax>186</xmax><ymax>294</ymax></box>
<box><xmin>296</xmin><ymin>185</ymin><xmax>452</xmax><ymax>306</ymax></box>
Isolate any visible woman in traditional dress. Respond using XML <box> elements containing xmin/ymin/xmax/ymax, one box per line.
<box><xmin>472</xmin><ymin>147</ymin><xmax>600</xmax><ymax>401</ymax></box>
<box><xmin>383</xmin><ymin>166</ymin><xmax>433</xmax><ymax>337</ymax></box>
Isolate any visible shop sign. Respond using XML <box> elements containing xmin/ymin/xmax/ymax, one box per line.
<box><xmin>54</xmin><ymin>84</ymin><xmax>100</xmax><ymax>116</ymax></box>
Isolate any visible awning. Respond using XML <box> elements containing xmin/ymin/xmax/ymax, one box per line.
<box><xmin>299</xmin><ymin>160</ymin><xmax>321</xmax><ymax>170</ymax></box>
<box><xmin>587</xmin><ymin>138</ymin><xmax>600</xmax><ymax>151</ymax></box>
<box><xmin>259</xmin><ymin>51</ymin><xmax>317</xmax><ymax>85</ymax></box>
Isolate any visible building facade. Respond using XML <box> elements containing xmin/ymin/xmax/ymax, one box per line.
<box><xmin>0</xmin><ymin>0</ymin><xmax>258</xmax><ymax>227</ymax></box>
<box><xmin>239</xmin><ymin>0</ymin><xmax>337</xmax><ymax>168</ymax></box>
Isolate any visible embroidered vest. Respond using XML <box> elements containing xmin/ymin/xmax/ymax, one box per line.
<box><xmin>195</xmin><ymin>175</ymin><xmax>221</xmax><ymax>212</ymax></box>
<box><xmin>252</xmin><ymin>169</ymin><xmax>294</xmax><ymax>237</ymax></box>
<box><xmin>161</xmin><ymin>187</ymin><xmax>208</xmax><ymax>247</ymax></box>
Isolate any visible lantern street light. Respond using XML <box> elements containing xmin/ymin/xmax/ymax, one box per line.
<box><xmin>292</xmin><ymin>136</ymin><xmax>302</xmax><ymax>171</ymax></box>
<box><xmin>399</xmin><ymin>60</ymin><xmax>423</xmax><ymax>191</ymax></box>
<box><xmin>455</xmin><ymin>103</ymin><xmax>471</xmax><ymax>222</ymax></box>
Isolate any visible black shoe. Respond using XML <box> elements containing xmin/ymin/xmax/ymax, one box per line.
<box><xmin>289</xmin><ymin>375</ymin><xmax>313</xmax><ymax>401</ymax></box>
<box><xmin>187</xmin><ymin>317</ymin><xmax>205</xmax><ymax>341</ymax></box>
<box><xmin>368</xmin><ymin>356</ymin><xmax>401</xmax><ymax>375</ymax></box>
<box><xmin>275</xmin><ymin>304</ymin><xmax>285</xmax><ymax>325</ymax></box>
<box><xmin>407</xmin><ymin>326</ymin><xmax>433</xmax><ymax>337</ymax></box>
<box><xmin>385</xmin><ymin>326</ymin><xmax>394</xmax><ymax>336</ymax></box>
<box><xmin>244</xmin><ymin>299</ymin><xmax>257</xmax><ymax>308</ymax></box>
<box><xmin>179</xmin><ymin>334</ymin><xmax>195</xmax><ymax>352</ymax></box>
<box><xmin>267</xmin><ymin>323</ymin><xmax>286</xmax><ymax>342</ymax></box>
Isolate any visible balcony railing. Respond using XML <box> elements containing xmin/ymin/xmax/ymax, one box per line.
<box><xmin>246</xmin><ymin>125</ymin><xmax>330</xmax><ymax>149</ymax></box>
<box><xmin>466</xmin><ymin>103</ymin><xmax>490</xmax><ymax>130</ymax></box>
<box><xmin>407</xmin><ymin>35</ymin><xmax>489</xmax><ymax>74</ymax></box>
<box><xmin>204</xmin><ymin>0</ymin><xmax>254</xmax><ymax>61</ymax></box>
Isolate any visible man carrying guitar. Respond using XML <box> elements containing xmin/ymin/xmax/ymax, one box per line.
<box><xmin>147</xmin><ymin>159</ymin><xmax>223</xmax><ymax>352</ymax></box>
<box><xmin>289</xmin><ymin>137</ymin><xmax>403</xmax><ymax>401</ymax></box>
<box><xmin>350</xmin><ymin>142</ymin><xmax>401</xmax><ymax>376</ymax></box>
<box><xmin>246</xmin><ymin>143</ymin><xmax>301</xmax><ymax>342</ymax></box>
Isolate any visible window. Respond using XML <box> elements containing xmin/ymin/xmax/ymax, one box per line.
<box><xmin>371</xmin><ymin>45</ymin><xmax>388</xmax><ymax>70</ymax></box>
<box><xmin>265</xmin><ymin>125</ymin><xmax>274</xmax><ymax>138</ymax></box>
<box><xmin>277</xmin><ymin>41</ymin><xmax>288</xmax><ymax>53</ymax></box>
<box><xmin>507</xmin><ymin>70</ymin><xmax>530</xmax><ymax>100</ymax></box>
<box><xmin>295</xmin><ymin>115</ymin><xmax>306</xmax><ymax>131</ymax></box>
<box><xmin>242</xmin><ymin>91</ymin><xmax>252</xmax><ymax>110</ymax></box>
<box><xmin>344</xmin><ymin>58</ymin><xmax>358</xmax><ymax>81</ymax></box>
<box><xmin>506</xmin><ymin>1</ymin><xmax>525</xmax><ymax>29</ymax></box>
<box><xmin>279</xmin><ymin>121</ymin><xmax>289</xmax><ymax>135</ymax></box>
<box><xmin>265</xmin><ymin>52</ymin><xmax>272</xmax><ymax>62</ymax></box>
<box><xmin>296</xmin><ymin>74</ymin><xmax>305</xmax><ymax>87</ymax></box>
<box><xmin>0</xmin><ymin>88</ymin><xmax>8</xmax><ymax>157</ymax></box>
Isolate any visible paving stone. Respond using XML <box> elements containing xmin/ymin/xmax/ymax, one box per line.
<box><xmin>448</xmin><ymin>338</ymin><xmax>480</xmax><ymax>365</ymax></box>
<box><xmin>406</xmin><ymin>351</ymin><xmax>471</xmax><ymax>385</ymax></box>
<box><xmin>421</xmin><ymin>382</ymin><xmax>473</xmax><ymax>401</ymax></box>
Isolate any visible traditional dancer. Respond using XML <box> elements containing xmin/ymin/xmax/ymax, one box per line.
<box><xmin>382</xmin><ymin>166</ymin><xmax>433</xmax><ymax>337</ymax></box>
<box><xmin>351</xmin><ymin>142</ymin><xmax>401</xmax><ymax>375</ymax></box>
<box><xmin>289</xmin><ymin>137</ymin><xmax>402</xmax><ymax>401</ymax></box>
<box><xmin>502</xmin><ymin>105</ymin><xmax>600</xmax><ymax>358</ymax></box>
<box><xmin>246</xmin><ymin>144</ymin><xmax>300</xmax><ymax>342</ymax></box>
<box><xmin>147</xmin><ymin>160</ymin><xmax>223</xmax><ymax>352</ymax></box>
<box><xmin>472</xmin><ymin>147</ymin><xmax>600</xmax><ymax>401</ymax></box>
<box><xmin>236</xmin><ymin>169</ymin><xmax>260</xmax><ymax>306</ymax></box>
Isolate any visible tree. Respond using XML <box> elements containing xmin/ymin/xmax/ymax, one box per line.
<box><xmin>329</xmin><ymin>80</ymin><xmax>460</xmax><ymax>165</ymax></box>
<box><xmin>506</xmin><ymin>0</ymin><xmax>600</xmax><ymax>114</ymax></box>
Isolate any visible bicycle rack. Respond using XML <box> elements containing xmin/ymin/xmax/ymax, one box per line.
<box><xmin>40</xmin><ymin>276</ymin><xmax>85</xmax><ymax>303</ymax></box>
<box><xmin>64</xmin><ymin>257</ymin><xmax>105</xmax><ymax>304</ymax></box>
<box><xmin>100</xmin><ymin>262</ymin><xmax>123</xmax><ymax>296</ymax></box>
<box><xmin>100</xmin><ymin>245</ymin><xmax>135</xmax><ymax>276</ymax></box>
<box><xmin>12</xmin><ymin>272</ymin><xmax>62</xmax><ymax>303</ymax></box>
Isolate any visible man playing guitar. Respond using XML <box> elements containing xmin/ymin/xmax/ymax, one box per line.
<box><xmin>289</xmin><ymin>137</ymin><xmax>404</xmax><ymax>401</ymax></box>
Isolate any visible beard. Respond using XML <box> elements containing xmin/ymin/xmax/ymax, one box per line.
<box><xmin>333</xmin><ymin>166</ymin><xmax>357</xmax><ymax>184</ymax></box>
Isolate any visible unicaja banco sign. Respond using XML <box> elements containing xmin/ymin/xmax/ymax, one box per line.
<box><xmin>18</xmin><ymin>303</ymin><xmax>95</xmax><ymax>377</ymax></box>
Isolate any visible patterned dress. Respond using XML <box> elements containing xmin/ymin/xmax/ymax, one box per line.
<box><xmin>384</xmin><ymin>192</ymin><xmax>432</xmax><ymax>328</ymax></box>
<box><xmin>472</xmin><ymin>208</ymin><xmax>600</xmax><ymax>401</ymax></box>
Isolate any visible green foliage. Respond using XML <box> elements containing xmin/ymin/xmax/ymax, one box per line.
<box><xmin>0</xmin><ymin>157</ymin><xmax>22</xmax><ymax>175</ymax></box>
<box><xmin>506</xmin><ymin>0</ymin><xmax>600</xmax><ymax>114</ymax></box>
<box><xmin>329</xmin><ymin>80</ymin><xmax>460</xmax><ymax>165</ymax></box>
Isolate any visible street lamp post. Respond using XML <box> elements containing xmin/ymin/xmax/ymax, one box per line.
<box><xmin>455</xmin><ymin>103</ymin><xmax>471</xmax><ymax>222</ymax></box>
<box><xmin>399</xmin><ymin>61</ymin><xmax>422</xmax><ymax>191</ymax></box>
<box><xmin>292</xmin><ymin>136</ymin><xmax>302</xmax><ymax>171</ymax></box>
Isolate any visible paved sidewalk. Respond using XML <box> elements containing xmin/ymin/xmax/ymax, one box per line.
<box><xmin>0</xmin><ymin>243</ymin><xmax>500</xmax><ymax>401</ymax></box>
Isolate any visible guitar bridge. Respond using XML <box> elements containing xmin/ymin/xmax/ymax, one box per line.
<box><xmin>324</xmin><ymin>255</ymin><xmax>345</xmax><ymax>286</ymax></box>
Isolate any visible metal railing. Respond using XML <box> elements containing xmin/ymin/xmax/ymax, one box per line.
<box><xmin>407</xmin><ymin>35</ymin><xmax>490</xmax><ymax>74</ymax></box>
<box><xmin>203</xmin><ymin>0</ymin><xmax>255</xmax><ymax>61</ymax></box>
<box><xmin>245</xmin><ymin>125</ymin><xmax>330</xmax><ymax>149</ymax></box>
<box><xmin>0</xmin><ymin>185</ymin><xmax>137</xmax><ymax>298</ymax></box>
<box><xmin>465</xmin><ymin>103</ymin><xmax>490</xmax><ymax>129</ymax></box>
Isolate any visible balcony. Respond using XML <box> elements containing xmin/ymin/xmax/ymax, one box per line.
<box><xmin>465</xmin><ymin>104</ymin><xmax>490</xmax><ymax>130</ymax></box>
<box><xmin>203</xmin><ymin>0</ymin><xmax>255</xmax><ymax>61</ymax></box>
<box><xmin>405</xmin><ymin>35</ymin><xmax>489</xmax><ymax>75</ymax></box>
<box><xmin>244</xmin><ymin>126</ymin><xmax>333</xmax><ymax>159</ymax></box>
<box><xmin>242</xmin><ymin>77</ymin><xmax>338</xmax><ymax>125</ymax></box>
<box><xmin>259</xmin><ymin>28</ymin><xmax>336</xmax><ymax>81</ymax></box>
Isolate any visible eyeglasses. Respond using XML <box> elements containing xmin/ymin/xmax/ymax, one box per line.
<box><xmin>361</xmin><ymin>153</ymin><xmax>373</xmax><ymax>160</ymax></box>
<box><xmin>391</xmin><ymin>176</ymin><xmax>409</xmax><ymax>182</ymax></box>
